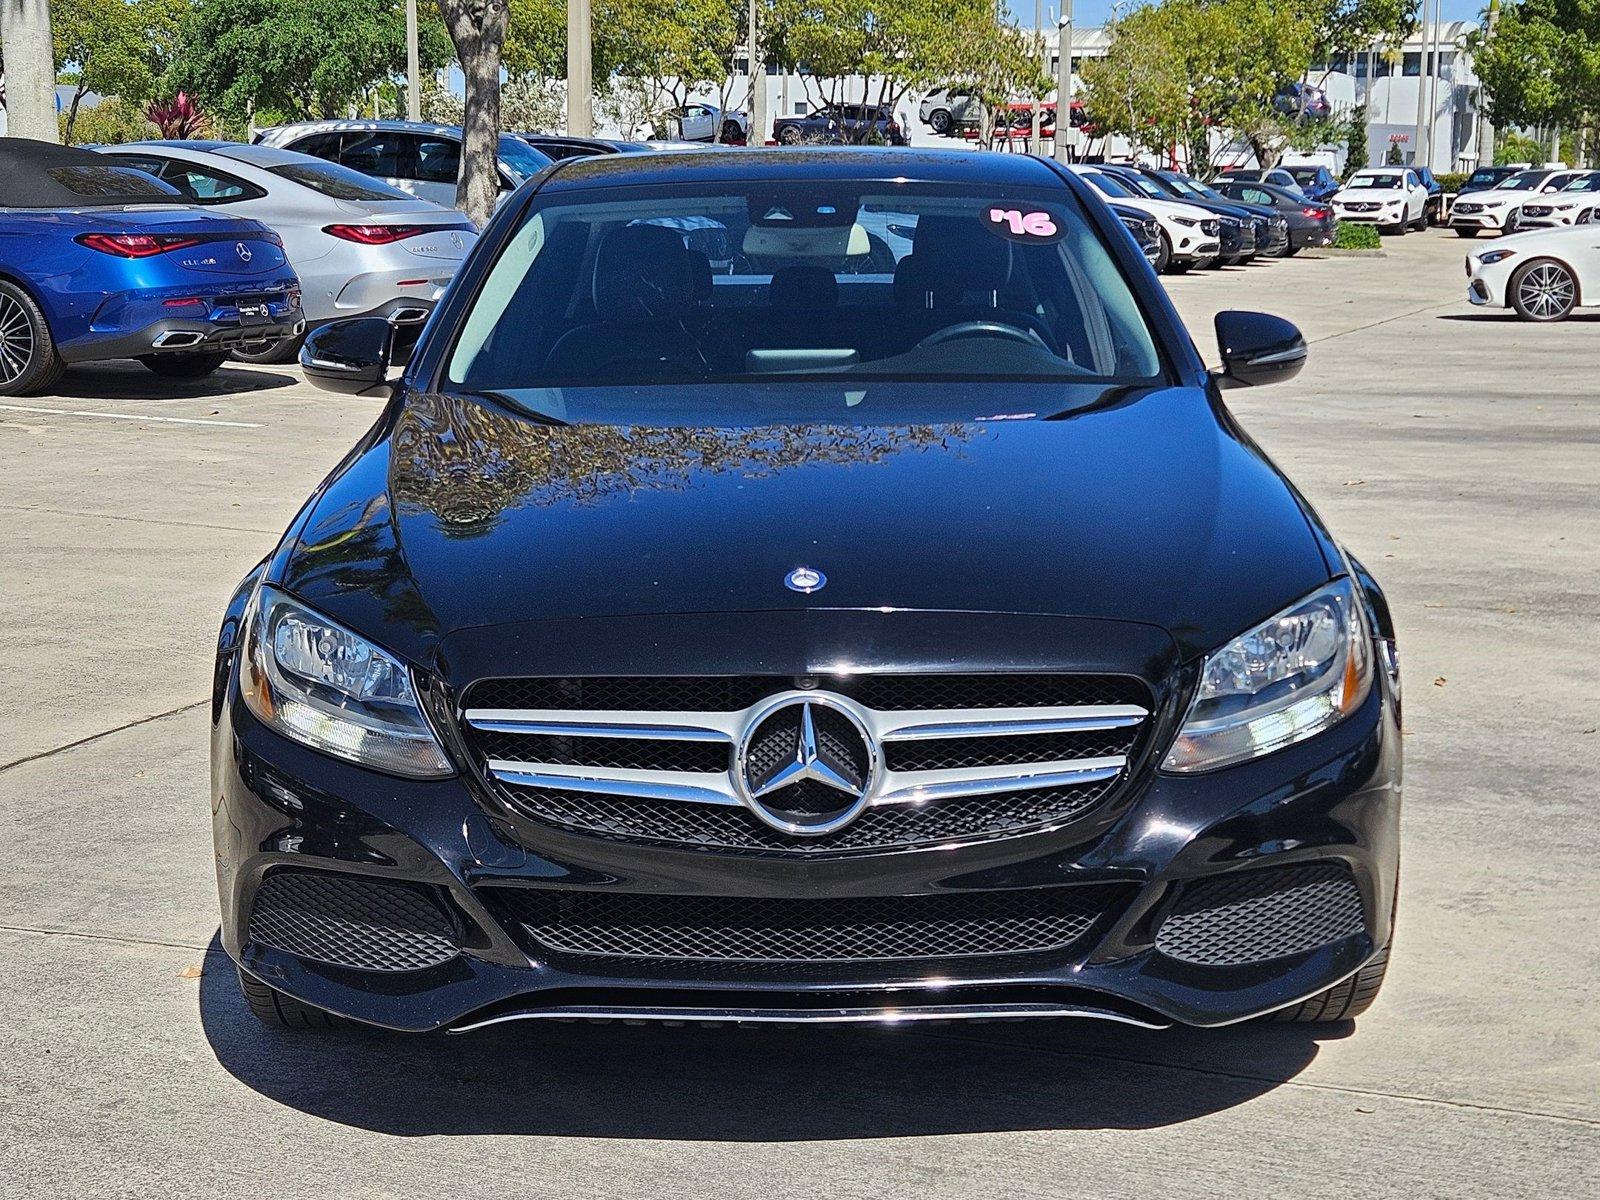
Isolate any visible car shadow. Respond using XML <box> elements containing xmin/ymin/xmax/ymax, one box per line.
<box><xmin>43</xmin><ymin>361</ymin><xmax>297</xmax><ymax>399</ymax></box>
<box><xmin>1436</xmin><ymin>312</ymin><xmax>1600</xmax><ymax>323</ymax></box>
<box><xmin>197</xmin><ymin>935</ymin><xmax>1340</xmax><ymax>1139</ymax></box>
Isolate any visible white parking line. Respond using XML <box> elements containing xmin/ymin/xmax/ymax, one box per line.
<box><xmin>0</xmin><ymin>403</ymin><xmax>261</xmax><ymax>429</ymax></box>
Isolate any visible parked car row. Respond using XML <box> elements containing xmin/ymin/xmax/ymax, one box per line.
<box><xmin>1069</xmin><ymin>163</ymin><xmax>1327</xmax><ymax>275</ymax></box>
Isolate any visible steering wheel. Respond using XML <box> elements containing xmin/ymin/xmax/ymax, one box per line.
<box><xmin>916</xmin><ymin>320</ymin><xmax>1050</xmax><ymax>351</ymax></box>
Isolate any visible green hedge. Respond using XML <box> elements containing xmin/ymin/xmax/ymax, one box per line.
<box><xmin>1333</xmin><ymin>222</ymin><xmax>1382</xmax><ymax>250</ymax></box>
<box><xmin>1436</xmin><ymin>171</ymin><xmax>1471</xmax><ymax>194</ymax></box>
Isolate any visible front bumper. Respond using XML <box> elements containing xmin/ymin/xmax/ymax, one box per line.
<box><xmin>212</xmin><ymin>655</ymin><xmax>1401</xmax><ymax>1033</ymax></box>
<box><xmin>1450</xmin><ymin>208</ymin><xmax>1510</xmax><ymax>232</ymax></box>
<box><xmin>1334</xmin><ymin>205</ymin><xmax>1405</xmax><ymax>226</ymax></box>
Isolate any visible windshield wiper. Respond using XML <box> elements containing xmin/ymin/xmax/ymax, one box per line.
<box><xmin>451</xmin><ymin>389</ymin><xmax>570</xmax><ymax>427</ymax></box>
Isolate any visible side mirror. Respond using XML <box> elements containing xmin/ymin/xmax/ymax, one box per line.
<box><xmin>300</xmin><ymin>318</ymin><xmax>396</xmax><ymax>396</ymax></box>
<box><xmin>1213</xmin><ymin>310</ymin><xmax>1306</xmax><ymax>389</ymax></box>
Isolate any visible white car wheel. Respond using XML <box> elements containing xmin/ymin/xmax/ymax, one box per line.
<box><xmin>1510</xmin><ymin>259</ymin><xmax>1578</xmax><ymax>322</ymax></box>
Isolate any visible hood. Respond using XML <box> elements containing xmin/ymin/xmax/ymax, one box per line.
<box><xmin>283</xmin><ymin>385</ymin><xmax>1334</xmax><ymax>668</ymax></box>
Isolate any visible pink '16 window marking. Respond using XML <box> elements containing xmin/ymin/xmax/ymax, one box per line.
<box><xmin>987</xmin><ymin>208</ymin><xmax>1059</xmax><ymax>238</ymax></box>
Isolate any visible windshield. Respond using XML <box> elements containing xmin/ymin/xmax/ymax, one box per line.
<box><xmin>270</xmin><ymin>160</ymin><xmax>411</xmax><ymax>201</ymax></box>
<box><xmin>1169</xmin><ymin>176</ymin><xmax>1223</xmax><ymax>201</ymax></box>
<box><xmin>1082</xmin><ymin>171</ymin><xmax>1138</xmax><ymax>199</ymax></box>
<box><xmin>498</xmin><ymin>135</ymin><xmax>554</xmax><ymax>180</ymax></box>
<box><xmin>1563</xmin><ymin>175</ymin><xmax>1600</xmax><ymax>192</ymax></box>
<box><xmin>1287</xmin><ymin>167</ymin><xmax>1321</xmax><ymax>183</ymax></box>
<box><xmin>444</xmin><ymin>180</ymin><xmax>1164</xmax><ymax>402</ymax></box>
<box><xmin>1496</xmin><ymin>172</ymin><xmax>1545</xmax><ymax>191</ymax></box>
<box><xmin>1123</xmin><ymin>174</ymin><xmax>1168</xmax><ymax>200</ymax></box>
<box><xmin>1466</xmin><ymin>169</ymin><xmax>1501</xmax><ymax>187</ymax></box>
<box><xmin>1347</xmin><ymin>174</ymin><xmax>1403</xmax><ymax>190</ymax></box>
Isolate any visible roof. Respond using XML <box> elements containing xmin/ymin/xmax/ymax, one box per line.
<box><xmin>122</xmin><ymin>140</ymin><xmax>318</xmax><ymax>169</ymax></box>
<box><xmin>261</xmin><ymin>119</ymin><xmax>465</xmax><ymax>138</ymax></box>
<box><xmin>542</xmin><ymin>147</ymin><xmax>1068</xmax><ymax>191</ymax></box>
<box><xmin>0</xmin><ymin>136</ymin><xmax>181</xmax><ymax>207</ymax></box>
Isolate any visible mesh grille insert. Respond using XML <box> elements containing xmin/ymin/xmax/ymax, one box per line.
<box><xmin>488</xmin><ymin>885</ymin><xmax>1123</xmax><ymax>962</ymax></box>
<box><xmin>247</xmin><ymin>870</ymin><xmax>459</xmax><ymax>973</ymax></box>
<box><xmin>501</xmin><ymin>780</ymin><xmax>1117</xmax><ymax>854</ymax></box>
<box><xmin>465</xmin><ymin>674</ymin><xmax>1149</xmax><ymax>713</ymax></box>
<box><xmin>1156</xmin><ymin>865</ymin><xmax>1366</xmax><ymax>967</ymax></box>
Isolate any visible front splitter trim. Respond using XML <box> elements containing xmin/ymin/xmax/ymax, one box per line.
<box><xmin>449</xmin><ymin>1001</ymin><xmax>1171</xmax><ymax>1033</ymax></box>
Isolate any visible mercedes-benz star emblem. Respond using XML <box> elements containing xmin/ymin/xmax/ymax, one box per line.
<box><xmin>784</xmin><ymin>566</ymin><xmax>826</xmax><ymax>593</ymax></box>
<box><xmin>735</xmin><ymin>694</ymin><xmax>878</xmax><ymax>836</ymax></box>
<box><xmin>235</xmin><ymin>242</ymin><xmax>252</xmax><ymax>263</ymax></box>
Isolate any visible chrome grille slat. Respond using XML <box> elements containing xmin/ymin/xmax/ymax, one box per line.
<box><xmin>461</xmin><ymin>675</ymin><xmax>1151</xmax><ymax>853</ymax></box>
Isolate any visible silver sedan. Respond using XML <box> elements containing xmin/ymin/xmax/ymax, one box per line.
<box><xmin>97</xmin><ymin>141</ymin><xmax>478</xmax><ymax>362</ymax></box>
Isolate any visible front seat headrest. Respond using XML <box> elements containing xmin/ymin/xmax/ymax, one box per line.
<box><xmin>908</xmin><ymin>214</ymin><xmax>1013</xmax><ymax>299</ymax></box>
<box><xmin>769</xmin><ymin>264</ymin><xmax>839</xmax><ymax>309</ymax></box>
<box><xmin>593</xmin><ymin>224</ymin><xmax>694</xmax><ymax>318</ymax></box>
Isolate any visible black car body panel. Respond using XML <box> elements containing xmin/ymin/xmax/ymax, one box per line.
<box><xmin>211</xmin><ymin>149</ymin><xmax>1399</xmax><ymax>1033</ymax></box>
<box><xmin>1216</xmin><ymin>179</ymin><xmax>1336</xmax><ymax>250</ymax></box>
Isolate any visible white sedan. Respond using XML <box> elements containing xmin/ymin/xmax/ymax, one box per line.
<box><xmin>1067</xmin><ymin>166</ymin><xmax>1221</xmax><ymax>272</ymax></box>
<box><xmin>1465</xmin><ymin>226</ymin><xmax>1596</xmax><ymax>321</ymax></box>
<box><xmin>1330</xmin><ymin>168</ymin><xmax>1428</xmax><ymax>234</ymax></box>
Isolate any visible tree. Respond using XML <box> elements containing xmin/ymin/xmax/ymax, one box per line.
<box><xmin>169</xmin><ymin>0</ymin><xmax>449</xmax><ymax>128</ymax></box>
<box><xmin>437</xmin><ymin>0</ymin><xmax>509</xmax><ymax>226</ymax></box>
<box><xmin>53</xmin><ymin>0</ymin><xmax>183</xmax><ymax>141</ymax></box>
<box><xmin>1472</xmin><ymin>2</ymin><xmax>1600</xmax><ymax>139</ymax></box>
<box><xmin>599</xmin><ymin>0</ymin><xmax>740</xmax><ymax>138</ymax></box>
<box><xmin>1</xmin><ymin>0</ymin><xmax>59</xmax><ymax>141</ymax></box>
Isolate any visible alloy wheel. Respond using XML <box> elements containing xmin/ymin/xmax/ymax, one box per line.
<box><xmin>1516</xmin><ymin>262</ymin><xmax>1576</xmax><ymax>320</ymax></box>
<box><xmin>0</xmin><ymin>291</ymin><xmax>36</xmax><ymax>386</ymax></box>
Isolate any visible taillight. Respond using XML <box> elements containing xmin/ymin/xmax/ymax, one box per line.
<box><xmin>75</xmin><ymin>232</ymin><xmax>203</xmax><ymax>258</ymax></box>
<box><xmin>323</xmin><ymin>224</ymin><xmax>432</xmax><ymax>245</ymax></box>
<box><xmin>1304</xmin><ymin>207</ymin><xmax>1330</xmax><ymax>220</ymax></box>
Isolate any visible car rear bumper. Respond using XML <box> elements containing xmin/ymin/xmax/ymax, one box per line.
<box><xmin>59</xmin><ymin>278</ymin><xmax>303</xmax><ymax>363</ymax></box>
<box><xmin>212</xmin><ymin>661</ymin><xmax>1401</xmax><ymax>1034</ymax></box>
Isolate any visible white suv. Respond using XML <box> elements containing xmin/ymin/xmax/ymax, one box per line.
<box><xmin>255</xmin><ymin>120</ymin><xmax>553</xmax><ymax>210</ymax></box>
<box><xmin>1331</xmin><ymin>168</ymin><xmax>1429</xmax><ymax>235</ymax></box>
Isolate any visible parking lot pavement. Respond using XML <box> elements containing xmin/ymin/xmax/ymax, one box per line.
<box><xmin>1</xmin><ymin>230</ymin><xmax>1596</xmax><ymax>1197</ymax></box>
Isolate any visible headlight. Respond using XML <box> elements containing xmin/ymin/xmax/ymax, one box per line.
<box><xmin>1162</xmin><ymin>578</ymin><xmax>1373</xmax><ymax>773</ymax></box>
<box><xmin>239</xmin><ymin>585</ymin><xmax>454</xmax><ymax>778</ymax></box>
<box><xmin>1172</xmin><ymin>216</ymin><xmax>1199</xmax><ymax>227</ymax></box>
<box><xmin>1476</xmin><ymin>248</ymin><xmax>1517</xmax><ymax>266</ymax></box>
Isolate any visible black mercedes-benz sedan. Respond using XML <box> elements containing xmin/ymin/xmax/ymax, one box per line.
<box><xmin>212</xmin><ymin>149</ymin><xmax>1400</xmax><ymax>1035</ymax></box>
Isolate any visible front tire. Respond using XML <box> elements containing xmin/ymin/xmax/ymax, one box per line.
<box><xmin>238</xmin><ymin>967</ymin><xmax>351</xmax><ymax>1030</ymax></box>
<box><xmin>1509</xmin><ymin>257</ymin><xmax>1578</xmax><ymax>322</ymax></box>
<box><xmin>721</xmin><ymin>119</ymin><xmax>743</xmax><ymax>143</ymax></box>
<box><xmin>1273</xmin><ymin>946</ymin><xmax>1390</xmax><ymax>1023</ymax></box>
<box><xmin>1152</xmin><ymin>229</ymin><xmax>1172</xmax><ymax>273</ymax></box>
<box><xmin>136</xmin><ymin>350</ymin><xmax>230</xmax><ymax>379</ymax></box>
<box><xmin>0</xmin><ymin>279</ymin><xmax>66</xmax><ymax>397</ymax></box>
<box><xmin>777</xmin><ymin>125</ymin><xmax>802</xmax><ymax>145</ymax></box>
<box><xmin>929</xmin><ymin>109</ymin><xmax>952</xmax><ymax>136</ymax></box>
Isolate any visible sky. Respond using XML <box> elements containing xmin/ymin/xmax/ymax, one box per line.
<box><xmin>1009</xmin><ymin>1</ymin><xmax>1485</xmax><ymax>26</ymax></box>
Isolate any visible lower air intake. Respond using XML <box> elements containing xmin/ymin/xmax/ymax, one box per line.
<box><xmin>248</xmin><ymin>870</ymin><xmax>460</xmax><ymax>973</ymax></box>
<box><xmin>1156</xmin><ymin>864</ymin><xmax>1365</xmax><ymax>967</ymax></box>
<box><xmin>487</xmin><ymin>884</ymin><xmax>1123</xmax><ymax>963</ymax></box>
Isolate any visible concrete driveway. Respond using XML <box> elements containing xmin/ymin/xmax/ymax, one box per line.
<box><xmin>1</xmin><ymin>230</ymin><xmax>1595</xmax><ymax>1197</ymax></box>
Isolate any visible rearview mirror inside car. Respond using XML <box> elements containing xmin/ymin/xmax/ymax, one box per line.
<box><xmin>300</xmin><ymin>318</ymin><xmax>396</xmax><ymax>396</ymax></box>
<box><xmin>1213</xmin><ymin>310</ymin><xmax>1307</xmax><ymax>389</ymax></box>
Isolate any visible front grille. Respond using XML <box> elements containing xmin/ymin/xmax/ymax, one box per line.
<box><xmin>500</xmin><ymin>779</ymin><xmax>1119</xmax><ymax>854</ymax></box>
<box><xmin>1522</xmin><ymin>205</ymin><xmax>1552</xmax><ymax>216</ymax></box>
<box><xmin>247</xmin><ymin>870</ymin><xmax>460</xmax><ymax>972</ymax></box>
<box><xmin>1344</xmin><ymin>202</ymin><xmax>1380</xmax><ymax>213</ymax></box>
<box><xmin>1156</xmin><ymin>864</ymin><xmax>1365</xmax><ymax>967</ymax></box>
<box><xmin>1454</xmin><ymin>202</ymin><xmax>1482</xmax><ymax>214</ymax></box>
<box><xmin>462</xmin><ymin>674</ymin><xmax>1151</xmax><ymax>854</ymax></box>
<box><xmin>488</xmin><ymin>884</ymin><xmax>1124</xmax><ymax>962</ymax></box>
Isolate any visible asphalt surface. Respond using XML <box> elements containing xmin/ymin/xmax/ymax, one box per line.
<box><xmin>1</xmin><ymin>230</ymin><xmax>1596</xmax><ymax>1197</ymax></box>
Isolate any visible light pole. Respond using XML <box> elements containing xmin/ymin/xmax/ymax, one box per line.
<box><xmin>1030</xmin><ymin>0</ymin><xmax>1043</xmax><ymax>155</ymax></box>
<box><xmin>567</xmin><ymin>0</ymin><xmax>593</xmax><ymax>135</ymax></box>
<box><xmin>406</xmin><ymin>0</ymin><xmax>422</xmax><ymax>121</ymax></box>
<box><xmin>1053</xmin><ymin>0</ymin><xmax>1074</xmax><ymax>163</ymax></box>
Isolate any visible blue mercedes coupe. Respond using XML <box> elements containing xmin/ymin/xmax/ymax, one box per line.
<box><xmin>0</xmin><ymin>138</ymin><xmax>302</xmax><ymax>394</ymax></box>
